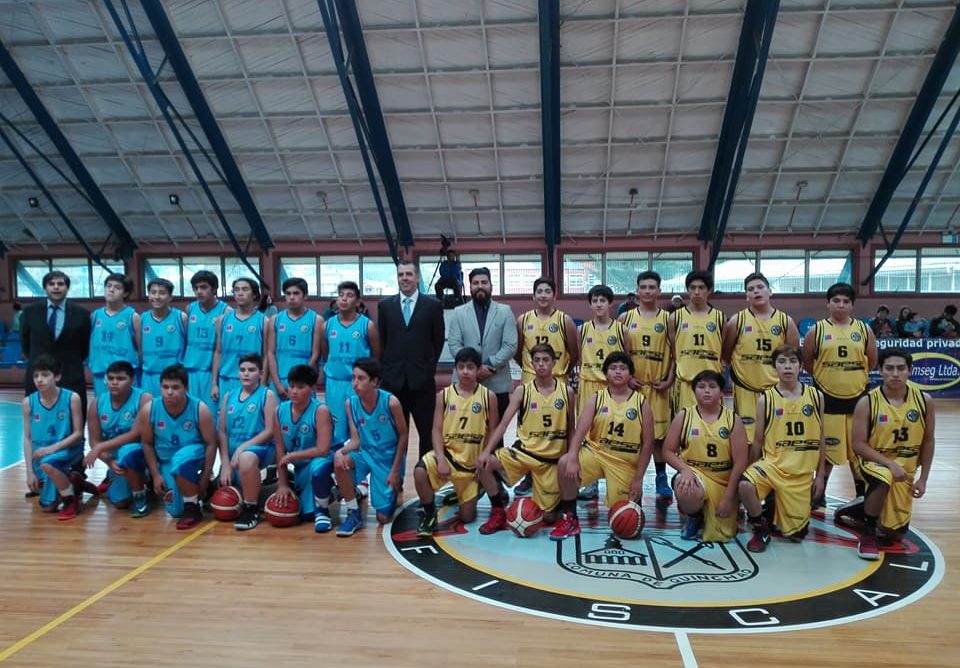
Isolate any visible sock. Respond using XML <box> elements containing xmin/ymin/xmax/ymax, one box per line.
<box><xmin>183</xmin><ymin>495</ymin><xmax>198</xmax><ymax>505</ymax></box>
<box><xmin>422</xmin><ymin>501</ymin><xmax>436</xmax><ymax>517</ymax></box>
<box><xmin>748</xmin><ymin>514</ymin><xmax>763</xmax><ymax>527</ymax></box>
<box><xmin>655</xmin><ymin>462</ymin><xmax>666</xmax><ymax>476</ymax></box>
<box><xmin>559</xmin><ymin>498</ymin><xmax>577</xmax><ymax>515</ymax></box>
<box><xmin>133</xmin><ymin>489</ymin><xmax>146</xmax><ymax>498</ymax></box>
<box><xmin>864</xmin><ymin>514</ymin><xmax>878</xmax><ymax>534</ymax></box>
<box><xmin>58</xmin><ymin>485</ymin><xmax>73</xmax><ymax>497</ymax></box>
<box><xmin>315</xmin><ymin>497</ymin><xmax>330</xmax><ymax>510</ymax></box>
<box><xmin>345</xmin><ymin>498</ymin><xmax>359</xmax><ymax>511</ymax></box>
<box><xmin>243</xmin><ymin>501</ymin><xmax>257</xmax><ymax>510</ymax></box>
<box><xmin>489</xmin><ymin>493</ymin><xmax>506</xmax><ymax>509</ymax></box>
<box><xmin>855</xmin><ymin>479</ymin><xmax>867</xmax><ymax>497</ymax></box>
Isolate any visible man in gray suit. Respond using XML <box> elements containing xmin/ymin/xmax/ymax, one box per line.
<box><xmin>446</xmin><ymin>267</ymin><xmax>517</xmax><ymax>446</ymax></box>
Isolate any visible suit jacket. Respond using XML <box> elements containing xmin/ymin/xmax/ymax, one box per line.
<box><xmin>446</xmin><ymin>300</ymin><xmax>517</xmax><ymax>394</ymax></box>
<box><xmin>377</xmin><ymin>292</ymin><xmax>446</xmax><ymax>393</ymax></box>
<box><xmin>20</xmin><ymin>300</ymin><xmax>91</xmax><ymax>396</ymax></box>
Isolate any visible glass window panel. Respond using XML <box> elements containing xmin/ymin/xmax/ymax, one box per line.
<box><xmin>51</xmin><ymin>258</ymin><xmax>91</xmax><ymax>298</ymax></box>
<box><xmin>224</xmin><ymin>257</ymin><xmax>262</xmax><ymax>297</ymax></box>
<box><xmin>278</xmin><ymin>257</ymin><xmax>319</xmax><ymax>296</ymax></box>
<box><xmin>144</xmin><ymin>258</ymin><xmax>182</xmax><ymax>296</ymax></box>
<box><xmin>873</xmin><ymin>249</ymin><xmax>917</xmax><ymax>293</ymax></box>
<box><xmin>91</xmin><ymin>262</ymin><xmax>126</xmax><ymax>297</ymax></box>
<box><xmin>362</xmin><ymin>256</ymin><xmax>398</xmax><ymax>297</ymax></box>
<box><xmin>605</xmin><ymin>252</ymin><xmax>646</xmax><ymax>294</ymax></box>
<box><xmin>562</xmin><ymin>253</ymin><xmax>602</xmax><ymax>294</ymax></box>
<box><xmin>808</xmin><ymin>250</ymin><xmax>851</xmax><ymax>293</ymax></box>
<box><xmin>460</xmin><ymin>254</ymin><xmax>502</xmax><ymax>296</ymax></box>
<box><xmin>759</xmin><ymin>250</ymin><xmax>805</xmax><ymax>295</ymax></box>
<box><xmin>920</xmin><ymin>248</ymin><xmax>960</xmax><ymax>293</ymax></box>
<box><xmin>503</xmin><ymin>255</ymin><xmax>542</xmax><ymax>295</ymax></box>
<box><xmin>713</xmin><ymin>251</ymin><xmax>757</xmax><ymax>294</ymax></box>
<box><xmin>14</xmin><ymin>259</ymin><xmax>51</xmax><ymax>298</ymax></box>
<box><xmin>180</xmin><ymin>256</ymin><xmax>221</xmax><ymax>297</ymax></box>
<box><xmin>319</xmin><ymin>255</ymin><xmax>359</xmax><ymax>297</ymax></box>
<box><xmin>652</xmin><ymin>252</ymin><xmax>694</xmax><ymax>295</ymax></box>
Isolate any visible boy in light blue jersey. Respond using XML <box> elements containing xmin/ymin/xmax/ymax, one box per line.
<box><xmin>267</xmin><ymin>277</ymin><xmax>321</xmax><ymax>400</ymax></box>
<box><xmin>273</xmin><ymin>365</ymin><xmax>337</xmax><ymax>532</ymax></box>
<box><xmin>22</xmin><ymin>354</ymin><xmax>85</xmax><ymax>520</ymax></box>
<box><xmin>334</xmin><ymin>357</ymin><xmax>408</xmax><ymax>536</ymax></box>
<box><xmin>321</xmin><ymin>280</ymin><xmax>380</xmax><ymax>447</ymax></box>
<box><xmin>89</xmin><ymin>273</ymin><xmax>140</xmax><ymax>397</ymax></box>
<box><xmin>83</xmin><ymin>361</ymin><xmax>150</xmax><ymax>512</ymax></box>
<box><xmin>129</xmin><ymin>364</ymin><xmax>217</xmax><ymax>529</ymax></box>
<box><xmin>212</xmin><ymin>277</ymin><xmax>266</xmax><ymax>407</ymax></box>
<box><xmin>140</xmin><ymin>278</ymin><xmax>187</xmax><ymax>398</ymax></box>
<box><xmin>183</xmin><ymin>270</ymin><xmax>230</xmax><ymax>410</ymax></box>
<box><xmin>218</xmin><ymin>353</ymin><xmax>277</xmax><ymax>531</ymax></box>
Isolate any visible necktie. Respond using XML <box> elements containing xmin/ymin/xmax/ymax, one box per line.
<box><xmin>48</xmin><ymin>304</ymin><xmax>60</xmax><ymax>338</ymax></box>
<box><xmin>402</xmin><ymin>297</ymin><xmax>412</xmax><ymax>325</ymax></box>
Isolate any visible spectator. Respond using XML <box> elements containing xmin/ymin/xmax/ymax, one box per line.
<box><xmin>666</xmin><ymin>294</ymin><xmax>684</xmax><ymax>313</ymax></box>
<box><xmin>869</xmin><ymin>305</ymin><xmax>897</xmax><ymax>339</ymax></box>
<box><xmin>930</xmin><ymin>304</ymin><xmax>959</xmax><ymax>339</ymax></box>
<box><xmin>322</xmin><ymin>299</ymin><xmax>338</xmax><ymax>320</ymax></box>
<box><xmin>895</xmin><ymin>306</ymin><xmax>912</xmax><ymax>338</ymax></box>
<box><xmin>616</xmin><ymin>292</ymin><xmax>639</xmax><ymax>316</ymax></box>
<box><xmin>901</xmin><ymin>311</ymin><xmax>926</xmax><ymax>338</ymax></box>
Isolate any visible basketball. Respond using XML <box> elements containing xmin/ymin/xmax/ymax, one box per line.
<box><xmin>506</xmin><ymin>497</ymin><xmax>543</xmax><ymax>538</ymax></box>
<box><xmin>209</xmin><ymin>485</ymin><xmax>242</xmax><ymax>521</ymax></box>
<box><xmin>608</xmin><ymin>500</ymin><xmax>645</xmax><ymax>539</ymax></box>
<box><xmin>264</xmin><ymin>492</ymin><xmax>301</xmax><ymax>528</ymax></box>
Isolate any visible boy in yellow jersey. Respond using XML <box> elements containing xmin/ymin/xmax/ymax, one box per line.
<box><xmin>721</xmin><ymin>272</ymin><xmax>800</xmax><ymax>445</ymax></box>
<box><xmin>663</xmin><ymin>370</ymin><xmax>748</xmax><ymax>543</ymax></box>
<box><xmin>414</xmin><ymin>348</ymin><xmax>498</xmax><ymax>536</ymax></box>
<box><xmin>578</xmin><ymin>285</ymin><xmax>628</xmax><ymax>416</ymax></box>
<box><xmin>622</xmin><ymin>270</ymin><xmax>675</xmax><ymax>500</ymax></box>
<box><xmin>801</xmin><ymin>282</ymin><xmax>877</xmax><ymax>505</ymax></box>
<box><xmin>516</xmin><ymin>276</ymin><xmax>579</xmax><ymax>385</ymax></box>
<box><xmin>740</xmin><ymin>345</ymin><xmax>826</xmax><ymax>552</ymax></box>
<box><xmin>668</xmin><ymin>271</ymin><xmax>724</xmax><ymax>415</ymax></box>
<box><xmin>843</xmin><ymin>348</ymin><xmax>936</xmax><ymax>560</ymax></box>
<box><xmin>476</xmin><ymin>344</ymin><xmax>576</xmax><ymax>533</ymax></box>
<box><xmin>551</xmin><ymin>352</ymin><xmax>654</xmax><ymax>540</ymax></box>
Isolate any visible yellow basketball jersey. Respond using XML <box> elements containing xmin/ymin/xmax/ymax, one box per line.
<box><xmin>516</xmin><ymin>380</ymin><xmax>570</xmax><ymax>460</ymax></box>
<box><xmin>811</xmin><ymin>319</ymin><xmax>871</xmax><ymax>399</ymax></box>
<box><xmin>761</xmin><ymin>384</ymin><xmax>823</xmax><ymax>475</ymax></box>
<box><xmin>866</xmin><ymin>385</ymin><xmax>927</xmax><ymax>475</ymax></box>
<box><xmin>441</xmin><ymin>384</ymin><xmax>489</xmax><ymax>469</ymax></box>
<box><xmin>679</xmin><ymin>406</ymin><xmax>736</xmax><ymax>486</ymax></box>
<box><xmin>586</xmin><ymin>389</ymin><xmax>646</xmax><ymax>462</ymax></box>
<box><xmin>519</xmin><ymin>309</ymin><xmax>570</xmax><ymax>378</ymax></box>
<box><xmin>673</xmin><ymin>306</ymin><xmax>724</xmax><ymax>382</ymax></box>
<box><xmin>730</xmin><ymin>308</ymin><xmax>790</xmax><ymax>392</ymax></box>
<box><xmin>579</xmin><ymin>319</ymin><xmax>626</xmax><ymax>383</ymax></box>
<box><xmin>622</xmin><ymin>308</ymin><xmax>671</xmax><ymax>383</ymax></box>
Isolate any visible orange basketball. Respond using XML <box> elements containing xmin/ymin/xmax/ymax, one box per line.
<box><xmin>209</xmin><ymin>485</ymin><xmax>242</xmax><ymax>521</ymax></box>
<box><xmin>264</xmin><ymin>492</ymin><xmax>301</xmax><ymax>528</ymax></box>
<box><xmin>608</xmin><ymin>500</ymin><xmax>645</xmax><ymax>539</ymax></box>
<box><xmin>506</xmin><ymin>497</ymin><xmax>544</xmax><ymax>538</ymax></box>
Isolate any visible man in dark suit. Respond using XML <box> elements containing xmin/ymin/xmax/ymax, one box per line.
<box><xmin>20</xmin><ymin>270</ymin><xmax>92</xmax><ymax>418</ymax></box>
<box><xmin>377</xmin><ymin>260</ymin><xmax>446</xmax><ymax>457</ymax></box>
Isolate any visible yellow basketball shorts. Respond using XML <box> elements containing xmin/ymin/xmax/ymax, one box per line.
<box><xmin>579</xmin><ymin>445</ymin><xmax>637</xmax><ymax>507</ymax></box>
<box><xmin>495</xmin><ymin>445</ymin><xmax>560</xmax><ymax>512</ymax></box>
<box><xmin>860</xmin><ymin>459</ymin><xmax>917</xmax><ymax>532</ymax></box>
<box><xmin>733</xmin><ymin>383</ymin><xmax>762</xmax><ymax>445</ymax></box>
<box><xmin>422</xmin><ymin>451</ymin><xmax>480</xmax><ymax>504</ymax></box>
<box><xmin>693</xmin><ymin>470</ymin><xmax>738</xmax><ymax>543</ymax></box>
<box><xmin>637</xmin><ymin>383</ymin><xmax>670</xmax><ymax>441</ymax></box>
<box><xmin>742</xmin><ymin>460</ymin><xmax>813</xmax><ymax>537</ymax></box>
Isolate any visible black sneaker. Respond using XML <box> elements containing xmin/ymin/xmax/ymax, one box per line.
<box><xmin>513</xmin><ymin>474</ymin><xmax>533</xmax><ymax>497</ymax></box>
<box><xmin>234</xmin><ymin>505</ymin><xmax>260</xmax><ymax>531</ymax></box>
<box><xmin>417</xmin><ymin>510</ymin><xmax>438</xmax><ymax>537</ymax></box>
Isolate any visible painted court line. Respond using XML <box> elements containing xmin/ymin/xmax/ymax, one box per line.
<box><xmin>0</xmin><ymin>521</ymin><xmax>216</xmax><ymax>662</ymax></box>
<box><xmin>675</xmin><ymin>632</ymin><xmax>698</xmax><ymax>668</ymax></box>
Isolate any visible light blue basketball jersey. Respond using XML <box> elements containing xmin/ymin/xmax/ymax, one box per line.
<box><xmin>274</xmin><ymin>309</ymin><xmax>318</xmax><ymax>383</ymax></box>
<box><xmin>348</xmin><ymin>389</ymin><xmax>399</xmax><ymax>464</ymax></box>
<box><xmin>28</xmin><ymin>389</ymin><xmax>80</xmax><ymax>458</ymax></box>
<box><xmin>323</xmin><ymin>314</ymin><xmax>371</xmax><ymax>381</ymax></box>
<box><xmin>140</xmin><ymin>309</ymin><xmax>186</xmax><ymax>373</ymax></box>
<box><xmin>89</xmin><ymin>306</ymin><xmax>139</xmax><ymax>373</ymax></box>
<box><xmin>183</xmin><ymin>300</ymin><xmax>229</xmax><ymax>371</ymax></box>
<box><xmin>150</xmin><ymin>395</ymin><xmax>204</xmax><ymax>462</ymax></box>
<box><xmin>219</xmin><ymin>310</ymin><xmax>265</xmax><ymax>380</ymax></box>
<box><xmin>224</xmin><ymin>384</ymin><xmax>271</xmax><ymax>456</ymax></box>
<box><xmin>277</xmin><ymin>396</ymin><xmax>322</xmax><ymax>457</ymax></box>
<box><xmin>96</xmin><ymin>387</ymin><xmax>144</xmax><ymax>440</ymax></box>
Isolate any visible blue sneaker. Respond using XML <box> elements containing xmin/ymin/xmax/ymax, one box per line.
<box><xmin>681</xmin><ymin>515</ymin><xmax>702</xmax><ymax>541</ymax></box>
<box><xmin>130</xmin><ymin>492</ymin><xmax>150</xmax><ymax>518</ymax></box>
<box><xmin>314</xmin><ymin>509</ymin><xmax>332</xmax><ymax>533</ymax></box>
<box><xmin>655</xmin><ymin>472</ymin><xmax>673</xmax><ymax>498</ymax></box>
<box><xmin>336</xmin><ymin>508</ymin><xmax>363</xmax><ymax>537</ymax></box>
<box><xmin>577</xmin><ymin>482</ymin><xmax>599</xmax><ymax>500</ymax></box>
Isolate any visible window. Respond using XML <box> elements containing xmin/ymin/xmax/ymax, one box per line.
<box><xmin>874</xmin><ymin>248</ymin><xmax>960</xmax><ymax>293</ymax></box>
<box><xmin>15</xmin><ymin>258</ymin><xmax>125</xmax><ymax>299</ymax></box>
<box><xmin>278</xmin><ymin>256</ymin><xmax>394</xmax><ymax>297</ymax></box>
<box><xmin>278</xmin><ymin>258</ymin><xmax>318</xmax><ymax>295</ymax></box>
<box><xmin>919</xmin><ymin>249</ymin><xmax>960</xmax><ymax>293</ymax></box>
<box><xmin>362</xmin><ymin>257</ymin><xmax>397</xmax><ymax>296</ymax></box>
<box><xmin>426</xmin><ymin>253</ymin><xmax>543</xmax><ymax>296</ymax></box>
<box><xmin>503</xmin><ymin>255</ymin><xmax>543</xmax><ymax>294</ymax></box>
<box><xmin>759</xmin><ymin>250</ymin><xmax>806</xmax><ymax>294</ymax></box>
<box><xmin>561</xmin><ymin>254</ymin><xmax>603</xmax><ymax>294</ymax></box>
<box><xmin>145</xmin><ymin>256</ymin><xmax>262</xmax><ymax>297</ymax></box>
<box><xmin>808</xmin><ymin>250</ymin><xmax>852</xmax><ymax>293</ymax></box>
<box><xmin>872</xmin><ymin>249</ymin><xmax>917</xmax><ymax>293</ymax></box>
<box><xmin>715</xmin><ymin>249</ymin><xmax>851</xmax><ymax>294</ymax></box>
<box><xmin>714</xmin><ymin>251</ymin><xmax>757</xmax><ymax>294</ymax></box>
<box><xmin>562</xmin><ymin>251</ymin><xmax>693</xmax><ymax>295</ymax></box>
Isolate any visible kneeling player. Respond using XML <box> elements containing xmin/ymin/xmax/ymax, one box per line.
<box><xmin>739</xmin><ymin>345</ymin><xmax>826</xmax><ymax>551</ymax></box>
<box><xmin>415</xmin><ymin>348</ymin><xmax>498</xmax><ymax>536</ymax></box>
<box><xmin>218</xmin><ymin>354</ymin><xmax>278</xmax><ymax>531</ymax></box>
<box><xmin>663</xmin><ymin>370</ymin><xmax>748</xmax><ymax>543</ymax></box>
<box><xmin>477</xmin><ymin>343</ymin><xmax>575</xmax><ymax>533</ymax></box>
<box><xmin>551</xmin><ymin>351</ymin><xmax>654</xmax><ymax>540</ymax></box>
<box><xmin>845</xmin><ymin>348</ymin><xmax>936</xmax><ymax>560</ymax></box>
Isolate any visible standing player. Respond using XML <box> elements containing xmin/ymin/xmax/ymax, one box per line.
<box><xmin>218</xmin><ymin>354</ymin><xmax>278</xmax><ymax>531</ymax></box>
<box><xmin>551</xmin><ymin>352</ymin><xmax>654</xmax><ymax>540</ymax></box>
<box><xmin>476</xmin><ymin>343</ymin><xmax>576</xmax><ymax>533</ymax></box>
<box><xmin>83</xmin><ymin>361</ymin><xmax>150</xmax><ymax>511</ymax></box>
<box><xmin>334</xmin><ymin>358</ymin><xmax>409</xmax><ymax>536</ymax></box>
<box><xmin>801</xmin><ymin>282</ymin><xmax>876</xmax><ymax>504</ymax></box>
<box><xmin>266</xmin><ymin>277</ymin><xmax>321</xmax><ymax>400</ymax></box>
<box><xmin>414</xmin><ymin>348</ymin><xmax>498</xmax><ymax>536</ymax></box>
<box><xmin>740</xmin><ymin>345</ymin><xmax>826</xmax><ymax>552</ymax></box>
<box><xmin>183</xmin><ymin>270</ymin><xmax>230</xmax><ymax>410</ymax></box>
<box><xmin>621</xmin><ymin>271</ymin><xmax>675</xmax><ymax>500</ymax></box>
<box><xmin>212</xmin><ymin>278</ymin><xmax>267</xmax><ymax>406</ymax></box>
<box><xmin>272</xmin><ymin>365</ymin><xmax>336</xmax><ymax>533</ymax></box>
<box><xmin>88</xmin><ymin>273</ymin><xmax>140</xmax><ymax>398</ymax></box>
<box><xmin>139</xmin><ymin>278</ymin><xmax>187</xmax><ymax>398</ymax></box>
<box><xmin>669</xmin><ymin>271</ymin><xmax>724</xmax><ymax>414</ymax></box>
<box><xmin>22</xmin><ymin>354</ymin><xmax>85</xmax><ymax>519</ymax></box>
<box><xmin>516</xmin><ymin>277</ymin><xmax>579</xmax><ymax>385</ymax></box>
<box><xmin>721</xmin><ymin>272</ymin><xmax>799</xmax><ymax>446</ymax></box>
<box><xmin>663</xmin><ymin>370</ymin><xmax>748</xmax><ymax>542</ymax></box>
<box><xmin>845</xmin><ymin>348</ymin><xmax>936</xmax><ymax>559</ymax></box>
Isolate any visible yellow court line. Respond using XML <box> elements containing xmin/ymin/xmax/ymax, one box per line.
<box><xmin>0</xmin><ymin>521</ymin><xmax>216</xmax><ymax>663</ymax></box>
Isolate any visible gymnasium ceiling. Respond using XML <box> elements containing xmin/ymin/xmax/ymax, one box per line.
<box><xmin>0</xmin><ymin>0</ymin><xmax>958</xmax><ymax>250</ymax></box>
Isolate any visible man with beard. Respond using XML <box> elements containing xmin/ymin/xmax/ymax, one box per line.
<box><xmin>446</xmin><ymin>267</ymin><xmax>517</xmax><ymax>447</ymax></box>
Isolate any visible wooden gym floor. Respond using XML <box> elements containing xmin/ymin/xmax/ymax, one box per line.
<box><xmin>0</xmin><ymin>390</ymin><xmax>957</xmax><ymax>667</ymax></box>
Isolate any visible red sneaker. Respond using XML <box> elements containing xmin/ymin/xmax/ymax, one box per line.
<box><xmin>747</xmin><ymin>520</ymin><xmax>770</xmax><ymax>553</ymax></box>
<box><xmin>549</xmin><ymin>513</ymin><xmax>581</xmax><ymax>541</ymax></box>
<box><xmin>97</xmin><ymin>479</ymin><xmax>112</xmax><ymax>495</ymax></box>
<box><xmin>176</xmin><ymin>502</ymin><xmax>203</xmax><ymax>530</ymax></box>
<box><xmin>57</xmin><ymin>496</ymin><xmax>79</xmax><ymax>521</ymax></box>
<box><xmin>858</xmin><ymin>532</ymin><xmax>881</xmax><ymax>560</ymax></box>
<box><xmin>479</xmin><ymin>507</ymin><xmax>508</xmax><ymax>535</ymax></box>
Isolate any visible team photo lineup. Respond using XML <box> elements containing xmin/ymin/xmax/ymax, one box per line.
<box><xmin>19</xmin><ymin>258</ymin><xmax>936</xmax><ymax>564</ymax></box>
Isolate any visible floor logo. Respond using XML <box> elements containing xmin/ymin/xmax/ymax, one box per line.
<box><xmin>385</xmin><ymin>483</ymin><xmax>943</xmax><ymax>633</ymax></box>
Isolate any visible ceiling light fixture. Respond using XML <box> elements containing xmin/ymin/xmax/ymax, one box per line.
<box><xmin>27</xmin><ymin>196</ymin><xmax>39</xmax><ymax>208</ymax></box>
<box><xmin>168</xmin><ymin>193</ymin><xmax>180</xmax><ymax>206</ymax></box>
